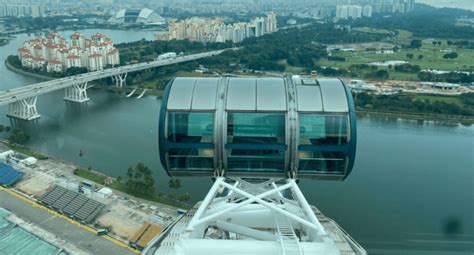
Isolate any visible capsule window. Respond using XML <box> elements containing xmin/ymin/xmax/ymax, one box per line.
<box><xmin>226</xmin><ymin>112</ymin><xmax>286</xmax><ymax>173</ymax></box>
<box><xmin>226</xmin><ymin>149</ymin><xmax>286</xmax><ymax>172</ymax></box>
<box><xmin>298</xmin><ymin>152</ymin><xmax>347</xmax><ymax>174</ymax></box>
<box><xmin>299</xmin><ymin>114</ymin><xmax>348</xmax><ymax>145</ymax></box>
<box><xmin>227</xmin><ymin>113</ymin><xmax>285</xmax><ymax>144</ymax></box>
<box><xmin>168</xmin><ymin>148</ymin><xmax>214</xmax><ymax>171</ymax></box>
<box><xmin>167</xmin><ymin>112</ymin><xmax>214</xmax><ymax>143</ymax></box>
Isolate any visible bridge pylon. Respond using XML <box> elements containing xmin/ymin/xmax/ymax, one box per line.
<box><xmin>114</xmin><ymin>73</ymin><xmax>128</xmax><ymax>88</ymax></box>
<box><xmin>64</xmin><ymin>83</ymin><xmax>90</xmax><ymax>103</ymax></box>
<box><xmin>7</xmin><ymin>96</ymin><xmax>40</xmax><ymax>121</ymax></box>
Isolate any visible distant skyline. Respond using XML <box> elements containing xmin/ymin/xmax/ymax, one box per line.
<box><xmin>417</xmin><ymin>0</ymin><xmax>473</xmax><ymax>11</ymax></box>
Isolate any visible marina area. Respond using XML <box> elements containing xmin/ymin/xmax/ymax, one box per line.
<box><xmin>0</xmin><ymin>142</ymin><xmax>180</xmax><ymax>254</ymax></box>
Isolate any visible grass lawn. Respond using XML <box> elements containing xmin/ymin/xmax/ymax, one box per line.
<box><xmin>277</xmin><ymin>59</ymin><xmax>304</xmax><ymax>73</ymax></box>
<box><xmin>74</xmin><ymin>168</ymin><xmax>106</xmax><ymax>184</ymax></box>
<box><xmin>386</xmin><ymin>71</ymin><xmax>419</xmax><ymax>81</ymax></box>
<box><xmin>393</xmin><ymin>29</ymin><xmax>413</xmax><ymax>44</ymax></box>
<box><xmin>4</xmin><ymin>143</ymin><xmax>48</xmax><ymax>160</ymax></box>
<box><xmin>141</xmin><ymin>80</ymin><xmax>157</xmax><ymax>89</ymax></box>
<box><xmin>317</xmin><ymin>40</ymin><xmax>474</xmax><ymax>80</ymax></box>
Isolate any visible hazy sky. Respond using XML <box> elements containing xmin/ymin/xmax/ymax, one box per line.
<box><xmin>416</xmin><ymin>0</ymin><xmax>474</xmax><ymax>11</ymax></box>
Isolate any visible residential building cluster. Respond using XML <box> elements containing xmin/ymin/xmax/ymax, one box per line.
<box><xmin>156</xmin><ymin>12</ymin><xmax>277</xmax><ymax>43</ymax></box>
<box><xmin>0</xmin><ymin>4</ymin><xmax>43</xmax><ymax>17</ymax></box>
<box><xmin>336</xmin><ymin>5</ymin><xmax>372</xmax><ymax>19</ymax></box>
<box><xmin>17</xmin><ymin>32</ymin><xmax>120</xmax><ymax>73</ymax></box>
<box><xmin>336</xmin><ymin>0</ymin><xmax>415</xmax><ymax>20</ymax></box>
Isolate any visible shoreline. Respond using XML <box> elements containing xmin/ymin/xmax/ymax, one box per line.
<box><xmin>0</xmin><ymin>140</ymin><xmax>191</xmax><ymax>209</ymax></box>
<box><xmin>4</xmin><ymin>59</ymin><xmax>56</xmax><ymax>81</ymax></box>
<box><xmin>4</xmin><ymin>58</ymin><xmax>472</xmax><ymax>124</ymax></box>
<box><xmin>0</xmin><ymin>141</ymin><xmax>184</xmax><ymax>247</ymax></box>
<box><xmin>356</xmin><ymin>109</ymin><xmax>474</xmax><ymax>124</ymax></box>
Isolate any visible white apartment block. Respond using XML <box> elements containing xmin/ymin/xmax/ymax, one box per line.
<box><xmin>17</xmin><ymin>31</ymin><xmax>120</xmax><ymax>73</ymax></box>
<box><xmin>336</xmin><ymin>5</ymin><xmax>371</xmax><ymax>20</ymax></box>
<box><xmin>158</xmin><ymin>12</ymin><xmax>278</xmax><ymax>43</ymax></box>
<box><xmin>0</xmin><ymin>4</ymin><xmax>43</xmax><ymax>17</ymax></box>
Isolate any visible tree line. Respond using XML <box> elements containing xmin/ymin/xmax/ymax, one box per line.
<box><xmin>354</xmin><ymin>92</ymin><xmax>474</xmax><ymax>117</ymax></box>
<box><xmin>346</xmin><ymin>5</ymin><xmax>474</xmax><ymax>39</ymax></box>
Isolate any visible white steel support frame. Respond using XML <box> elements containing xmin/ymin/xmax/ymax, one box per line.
<box><xmin>167</xmin><ymin>177</ymin><xmax>339</xmax><ymax>255</ymax></box>
<box><xmin>64</xmin><ymin>83</ymin><xmax>90</xmax><ymax>103</ymax></box>
<box><xmin>7</xmin><ymin>96</ymin><xmax>40</xmax><ymax>121</ymax></box>
<box><xmin>114</xmin><ymin>73</ymin><xmax>128</xmax><ymax>88</ymax></box>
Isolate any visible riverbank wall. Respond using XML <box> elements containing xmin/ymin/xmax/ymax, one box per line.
<box><xmin>356</xmin><ymin>109</ymin><xmax>474</xmax><ymax>124</ymax></box>
<box><xmin>4</xmin><ymin>59</ymin><xmax>56</xmax><ymax>81</ymax></box>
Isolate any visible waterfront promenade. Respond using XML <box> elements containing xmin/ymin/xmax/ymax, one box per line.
<box><xmin>0</xmin><ymin>187</ymin><xmax>135</xmax><ymax>255</ymax></box>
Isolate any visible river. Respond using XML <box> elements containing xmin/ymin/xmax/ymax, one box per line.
<box><xmin>0</xmin><ymin>29</ymin><xmax>473</xmax><ymax>255</ymax></box>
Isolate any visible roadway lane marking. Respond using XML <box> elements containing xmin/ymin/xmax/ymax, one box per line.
<box><xmin>0</xmin><ymin>186</ymin><xmax>139</xmax><ymax>254</ymax></box>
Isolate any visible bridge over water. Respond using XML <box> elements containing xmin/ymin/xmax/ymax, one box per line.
<box><xmin>0</xmin><ymin>49</ymin><xmax>231</xmax><ymax>120</ymax></box>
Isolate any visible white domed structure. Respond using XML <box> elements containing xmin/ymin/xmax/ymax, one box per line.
<box><xmin>108</xmin><ymin>8</ymin><xmax>166</xmax><ymax>26</ymax></box>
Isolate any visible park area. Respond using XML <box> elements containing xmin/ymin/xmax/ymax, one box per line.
<box><xmin>317</xmin><ymin>35</ymin><xmax>473</xmax><ymax>81</ymax></box>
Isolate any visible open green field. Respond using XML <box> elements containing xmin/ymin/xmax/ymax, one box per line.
<box><xmin>393</xmin><ymin>29</ymin><xmax>414</xmax><ymax>44</ymax></box>
<box><xmin>277</xmin><ymin>59</ymin><xmax>304</xmax><ymax>73</ymax></box>
<box><xmin>317</xmin><ymin>40</ymin><xmax>474</xmax><ymax>80</ymax></box>
<box><xmin>414</xmin><ymin>94</ymin><xmax>464</xmax><ymax>106</ymax></box>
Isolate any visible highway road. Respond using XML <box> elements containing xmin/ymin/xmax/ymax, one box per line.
<box><xmin>0</xmin><ymin>49</ymin><xmax>230</xmax><ymax>106</ymax></box>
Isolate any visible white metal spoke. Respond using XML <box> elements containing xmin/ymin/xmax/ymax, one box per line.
<box><xmin>190</xmin><ymin>182</ymin><xmax>292</xmax><ymax>228</ymax></box>
<box><xmin>220</xmin><ymin>181</ymin><xmax>322</xmax><ymax>233</ymax></box>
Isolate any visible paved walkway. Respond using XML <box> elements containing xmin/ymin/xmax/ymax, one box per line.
<box><xmin>0</xmin><ymin>188</ymin><xmax>135</xmax><ymax>255</ymax></box>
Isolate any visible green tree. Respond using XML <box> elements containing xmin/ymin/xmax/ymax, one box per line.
<box><xmin>443</xmin><ymin>52</ymin><xmax>458</xmax><ymax>59</ymax></box>
<box><xmin>8</xmin><ymin>129</ymin><xmax>29</xmax><ymax>145</ymax></box>
<box><xmin>169</xmin><ymin>178</ymin><xmax>182</xmax><ymax>189</ymax></box>
<box><xmin>366</xmin><ymin>70</ymin><xmax>389</xmax><ymax>80</ymax></box>
<box><xmin>410</xmin><ymin>39</ymin><xmax>422</xmax><ymax>48</ymax></box>
<box><xmin>125</xmin><ymin>162</ymin><xmax>155</xmax><ymax>196</ymax></box>
<box><xmin>406</xmin><ymin>53</ymin><xmax>414</xmax><ymax>59</ymax></box>
<box><xmin>178</xmin><ymin>193</ymin><xmax>191</xmax><ymax>202</ymax></box>
<box><xmin>65</xmin><ymin>67</ymin><xmax>88</xmax><ymax>76</ymax></box>
<box><xmin>418</xmin><ymin>54</ymin><xmax>424</xmax><ymax>60</ymax></box>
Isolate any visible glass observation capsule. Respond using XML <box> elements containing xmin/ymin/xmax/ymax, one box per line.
<box><xmin>159</xmin><ymin>76</ymin><xmax>356</xmax><ymax>181</ymax></box>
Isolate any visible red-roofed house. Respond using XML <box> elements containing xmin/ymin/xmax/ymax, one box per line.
<box><xmin>17</xmin><ymin>47</ymin><xmax>31</xmax><ymax>61</ymax></box>
<box><xmin>21</xmin><ymin>54</ymin><xmax>34</xmax><ymax>68</ymax></box>
<box><xmin>32</xmin><ymin>56</ymin><xmax>46</xmax><ymax>69</ymax></box>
